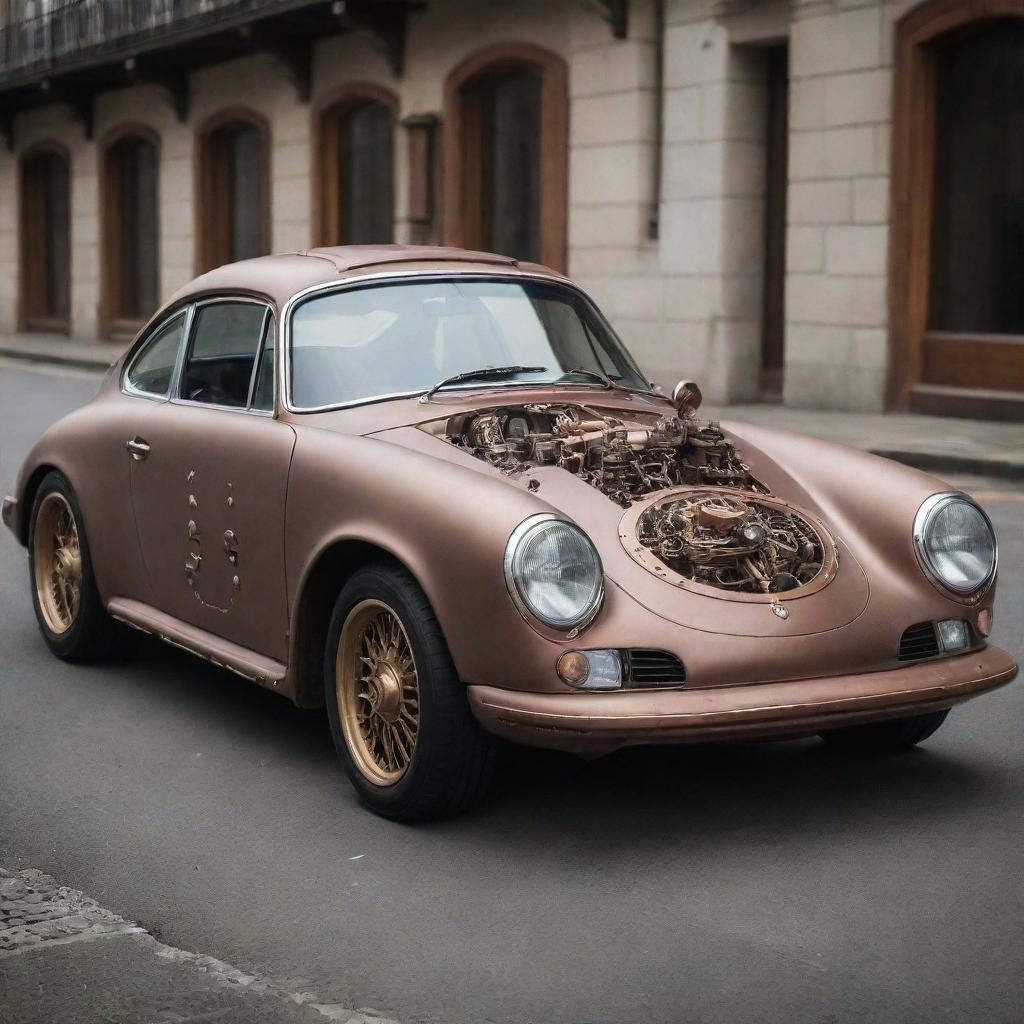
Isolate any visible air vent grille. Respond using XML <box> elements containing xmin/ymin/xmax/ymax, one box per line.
<box><xmin>625</xmin><ymin>650</ymin><xmax>687</xmax><ymax>686</ymax></box>
<box><xmin>898</xmin><ymin>622</ymin><xmax>940</xmax><ymax>661</ymax></box>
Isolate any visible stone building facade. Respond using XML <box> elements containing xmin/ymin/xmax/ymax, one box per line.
<box><xmin>0</xmin><ymin>0</ymin><xmax>1021</xmax><ymax>419</ymax></box>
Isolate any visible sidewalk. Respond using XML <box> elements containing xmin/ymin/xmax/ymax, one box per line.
<box><xmin>2</xmin><ymin>331</ymin><xmax>1022</xmax><ymax>480</ymax></box>
<box><xmin>0</xmin><ymin>331</ymin><xmax>124</xmax><ymax>372</ymax></box>
<box><xmin>0</xmin><ymin>866</ymin><xmax>398</xmax><ymax>1024</ymax></box>
<box><xmin>705</xmin><ymin>402</ymin><xmax>1024</xmax><ymax>481</ymax></box>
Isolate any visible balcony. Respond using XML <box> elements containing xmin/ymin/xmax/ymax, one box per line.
<box><xmin>0</xmin><ymin>0</ymin><xmax>425</xmax><ymax>144</ymax></box>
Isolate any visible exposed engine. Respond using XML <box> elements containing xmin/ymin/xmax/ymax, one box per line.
<box><xmin>443</xmin><ymin>403</ymin><xmax>829</xmax><ymax>597</ymax></box>
<box><xmin>445</xmin><ymin>404</ymin><xmax>762</xmax><ymax>507</ymax></box>
<box><xmin>635</xmin><ymin>492</ymin><xmax>826</xmax><ymax>595</ymax></box>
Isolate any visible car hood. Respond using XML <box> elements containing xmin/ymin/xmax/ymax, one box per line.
<box><xmin>315</xmin><ymin>391</ymin><xmax>870</xmax><ymax>639</ymax></box>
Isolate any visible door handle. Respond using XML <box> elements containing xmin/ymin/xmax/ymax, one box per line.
<box><xmin>126</xmin><ymin>437</ymin><xmax>151</xmax><ymax>461</ymax></box>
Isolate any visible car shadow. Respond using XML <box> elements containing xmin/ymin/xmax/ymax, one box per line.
<box><xmin>117</xmin><ymin>631</ymin><xmax>1001</xmax><ymax>847</ymax></box>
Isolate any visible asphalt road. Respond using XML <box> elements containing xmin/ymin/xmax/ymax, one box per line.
<box><xmin>1</xmin><ymin>361</ymin><xmax>1022</xmax><ymax>1024</ymax></box>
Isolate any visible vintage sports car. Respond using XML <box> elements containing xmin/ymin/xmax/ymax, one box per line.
<box><xmin>5</xmin><ymin>246</ymin><xmax>1017</xmax><ymax>819</ymax></box>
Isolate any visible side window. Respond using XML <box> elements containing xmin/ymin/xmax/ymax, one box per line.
<box><xmin>124</xmin><ymin>313</ymin><xmax>187</xmax><ymax>397</ymax></box>
<box><xmin>183</xmin><ymin>302</ymin><xmax>267</xmax><ymax>408</ymax></box>
<box><xmin>250</xmin><ymin>313</ymin><xmax>276</xmax><ymax>412</ymax></box>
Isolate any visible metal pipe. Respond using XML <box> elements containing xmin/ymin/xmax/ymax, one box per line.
<box><xmin>648</xmin><ymin>0</ymin><xmax>666</xmax><ymax>241</ymax></box>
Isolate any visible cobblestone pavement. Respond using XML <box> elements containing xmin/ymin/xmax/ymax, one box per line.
<box><xmin>0</xmin><ymin>867</ymin><xmax>400</xmax><ymax>1024</ymax></box>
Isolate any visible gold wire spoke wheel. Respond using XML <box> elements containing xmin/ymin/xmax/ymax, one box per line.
<box><xmin>336</xmin><ymin>599</ymin><xmax>420</xmax><ymax>786</ymax></box>
<box><xmin>33</xmin><ymin>492</ymin><xmax>83</xmax><ymax>635</ymax></box>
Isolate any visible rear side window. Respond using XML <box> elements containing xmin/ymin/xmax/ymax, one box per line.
<box><xmin>124</xmin><ymin>313</ymin><xmax>187</xmax><ymax>397</ymax></box>
<box><xmin>183</xmin><ymin>302</ymin><xmax>268</xmax><ymax>408</ymax></box>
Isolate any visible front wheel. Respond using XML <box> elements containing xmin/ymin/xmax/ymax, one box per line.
<box><xmin>819</xmin><ymin>710</ymin><xmax>950</xmax><ymax>753</ymax></box>
<box><xmin>28</xmin><ymin>471</ymin><xmax>124</xmax><ymax>661</ymax></box>
<box><xmin>324</xmin><ymin>563</ymin><xmax>496</xmax><ymax>820</ymax></box>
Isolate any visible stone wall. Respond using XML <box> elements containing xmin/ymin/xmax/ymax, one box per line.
<box><xmin>0</xmin><ymin>0</ymin><xmax>917</xmax><ymax>412</ymax></box>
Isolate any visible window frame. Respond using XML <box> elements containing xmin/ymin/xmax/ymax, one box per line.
<box><xmin>121</xmin><ymin>295</ymin><xmax>278</xmax><ymax>415</ymax></box>
<box><xmin>173</xmin><ymin>295</ymin><xmax>277</xmax><ymax>416</ymax></box>
<box><xmin>889</xmin><ymin>0</ymin><xmax>1024</xmax><ymax>413</ymax></box>
<box><xmin>281</xmin><ymin>270</ymin><xmax>652</xmax><ymax>415</ymax></box>
<box><xmin>121</xmin><ymin>307</ymin><xmax>193</xmax><ymax>402</ymax></box>
<box><xmin>312</xmin><ymin>83</ymin><xmax>399</xmax><ymax>248</ymax></box>
<box><xmin>18</xmin><ymin>140</ymin><xmax>72</xmax><ymax>334</ymax></box>
<box><xmin>99</xmin><ymin>123</ymin><xmax>161</xmax><ymax>340</ymax></box>
<box><xmin>443</xmin><ymin>44</ymin><xmax>568</xmax><ymax>272</ymax></box>
<box><xmin>195</xmin><ymin>108</ymin><xmax>271</xmax><ymax>274</ymax></box>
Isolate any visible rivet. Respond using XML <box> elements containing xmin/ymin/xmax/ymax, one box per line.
<box><xmin>232</xmin><ymin>575</ymin><xmax>240</xmax><ymax>589</ymax></box>
<box><xmin>188</xmin><ymin>495</ymin><xmax>198</xmax><ymax>509</ymax></box>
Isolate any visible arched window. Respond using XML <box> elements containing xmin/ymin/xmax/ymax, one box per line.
<box><xmin>20</xmin><ymin>144</ymin><xmax>70</xmax><ymax>332</ymax></box>
<box><xmin>891</xmin><ymin>1</ymin><xmax>1024</xmax><ymax>416</ymax></box>
<box><xmin>444</xmin><ymin>44</ymin><xmax>568</xmax><ymax>270</ymax></box>
<box><xmin>315</xmin><ymin>86</ymin><xmax>396</xmax><ymax>246</ymax></box>
<box><xmin>101</xmin><ymin>127</ymin><xmax>159</xmax><ymax>336</ymax></box>
<box><xmin>197</xmin><ymin>111</ymin><xmax>270</xmax><ymax>271</ymax></box>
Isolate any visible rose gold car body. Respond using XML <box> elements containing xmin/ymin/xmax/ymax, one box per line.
<box><xmin>5</xmin><ymin>246</ymin><xmax>1017</xmax><ymax>755</ymax></box>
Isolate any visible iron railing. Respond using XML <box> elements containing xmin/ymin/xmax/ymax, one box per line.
<box><xmin>0</xmin><ymin>0</ymin><xmax>317</xmax><ymax>80</ymax></box>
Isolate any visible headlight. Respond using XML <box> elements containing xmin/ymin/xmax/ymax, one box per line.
<box><xmin>914</xmin><ymin>493</ymin><xmax>996</xmax><ymax>596</ymax></box>
<box><xmin>504</xmin><ymin>514</ymin><xmax>604</xmax><ymax>630</ymax></box>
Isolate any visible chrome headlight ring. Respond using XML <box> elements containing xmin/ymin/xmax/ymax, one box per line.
<box><xmin>504</xmin><ymin>513</ymin><xmax>604</xmax><ymax>633</ymax></box>
<box><xmin>913</xmin><ymin>492</ymin><xmax>997</xmax><ymax>601</ymax></box>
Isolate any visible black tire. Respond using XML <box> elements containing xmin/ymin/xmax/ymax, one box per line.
<box><xmin>819</xmin><ymin>709</ymin><xmax>950</xmax><ymax>753</ymax></box>
<box><xmin>27</xmin><ymin>471</ymin><xmax>125</xmax><ymax>662</ymax></box>
<box><xmin>324</xmin><ymin>562</ymin><xmax>497</xmax><ymax>820</ymax></box>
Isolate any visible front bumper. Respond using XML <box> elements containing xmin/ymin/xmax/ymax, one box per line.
<box><xmin>2</xmin><ymin>495</ymin><xmax>18</xmax><ymax>538</ymax></box>
<box><xmin>468</xmin><ymin>644</ymin><xmax>1018</xmax><ymax>754</ymax></box>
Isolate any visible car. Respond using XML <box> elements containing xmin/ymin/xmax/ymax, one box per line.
<box><xmin>4</xmin><ymin>244</ymin><xmax>1017</xmax><ymax>819</ymax></box>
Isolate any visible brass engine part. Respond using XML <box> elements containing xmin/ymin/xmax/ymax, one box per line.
<box><xmin>446</xmin><ymin>404</ymin><xmax>762</xmax><ymax>507</ymax></box>
<box><xmin>629</xmin><ymin>490</ymin><xmax>830</xmax><ymax>597</ymax></box>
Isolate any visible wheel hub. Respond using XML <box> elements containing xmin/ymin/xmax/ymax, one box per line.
<box><xmin>369</xmin><ymin>662</ymin><xmax>403</xmax><ymax>722</ymax></box>
<box><xmin>336</xmin><ymin>599</ymin><xmax>420</xmax><ymax>786</ymax></box>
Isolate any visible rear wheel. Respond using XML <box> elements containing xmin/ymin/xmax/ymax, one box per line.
<box><xmin>324</xmin><ymin>563</ymin><xmax>496</xmax><ymax>820</ymax></box>
<box><xmin>28</xmin><ymin>471</ymin><xmax>124</xmax><ymax>661</ymax></box>
<box><xmin>819</xmin><ymin>710</ymin><xmax>950</xmax><ymax>753</ymax></box>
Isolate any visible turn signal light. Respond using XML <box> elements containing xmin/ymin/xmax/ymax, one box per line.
<box><xmin>556</xmin><ymin>649</ymin><xmax>622</xmax><ymax>690</ymax></box>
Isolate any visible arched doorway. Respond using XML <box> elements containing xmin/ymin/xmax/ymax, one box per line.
<box><xmin>315</xmin><ymin>86</ymin><xmax>396</xmax><ymax>246</ymax></box>
<box><xmin>197</xmin><ymin>110</ymin><xmax>270</xmax><ymax>272</ymax></box>
<box><xmin>20</xmin><ymin>144</ymin><xmax>70</xmax><ymax>332</ymax></box>
<box><xmin>101</xmin><ymin>127</ymin><xmax>159</xmax><ymax>338</ymax></box>
<box><xmin>891</xmin><ymin>1</ymin><xmax>1024</xmax><ymax>419</ymax></box>
<box><xmin>444</xmin><ymin>44</ymin><xmax>567</xmax><ymax>270</ymax></box>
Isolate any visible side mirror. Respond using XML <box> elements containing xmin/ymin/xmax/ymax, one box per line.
<box><xmin>672</xmin><ymin>379</ymin><xmax>703</xmax><ymax>419</ymax></box>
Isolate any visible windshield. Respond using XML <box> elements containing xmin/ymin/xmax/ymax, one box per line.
<box><xmin>288</xmin><ymin>277</ymin><xmax>651</xmax><ymax>409</ymax></box>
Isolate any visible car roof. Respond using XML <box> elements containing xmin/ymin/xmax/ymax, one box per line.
<box><xmin>164</xmin><ymin>245</ymin><xmax>566</xmax><ymax>310</ymax></box>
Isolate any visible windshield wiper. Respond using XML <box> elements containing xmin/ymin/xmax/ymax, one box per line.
<box><xmin>419</xmin><ymin>366</ymin><xmax>548</xmax><ymax>403</ymax></box>
<box><xmin>559</xmin><ymin>366</ymin><xmax>642</xmax><ymax>395</ymax></box>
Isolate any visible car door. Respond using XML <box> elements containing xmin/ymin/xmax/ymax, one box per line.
<box><xmin>127</xmin><ymin>297</ymin><xmax>295</xmax><ymax>662</ymax></box>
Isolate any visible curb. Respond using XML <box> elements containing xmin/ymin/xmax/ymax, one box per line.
<box><xmin>0</xmin><ymin>346</ymin><xmax>111</xmax><ymax>373</ymax></box>
<box><xmin>869</xmin><ymin>448</ymin><xmax>1024</xmax><ymax>481</ymax></box>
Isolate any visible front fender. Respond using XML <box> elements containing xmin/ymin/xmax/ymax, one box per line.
<box><xmin>724</xmin><ymin>420</ymin><xmax>999</xmax><ymax>621</ymax></box>
<box><xmin>285</xmin><ymin>426</ymin><xmax>571</xmax><ymax>691</ymax></box>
